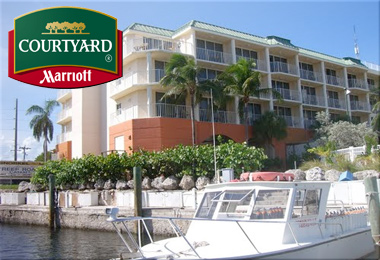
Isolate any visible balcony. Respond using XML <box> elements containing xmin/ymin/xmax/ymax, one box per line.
<box><xmin>302</xmin><ymin>94</ymin><xmax>325</xmax><ymax>107</ymax></box>
<box><xmin>281</xmin><ymin>115</ymin><xmax>301</xmax><ymax>128</ymax></box>
<box><xmin>327</xmin><ymin>98</ymin><xmax>346</xmax><ymax>110</ymax></box>
<box><xmin>300</xmin><ymin>69</ymin><xmax>323</xmax><ymax>83</ymax></box>
<box><xmin>196</xmin><ymin>48</ymin><xmax>233</xmax><ymax>64</ymax></box>
<box><xmin>274</xmin><ymin>88</ymin><xmax>301</xmax><ymax>102</ymax></box>
<box><xmin>124</xmin><ymin>38</ymin><xmax>193</xmax><ymax>58</ymax></box>
<box><xmin>57</xmin><ymin>132</ymin><xmax>72</xmax><ymax>144</ymax></box>
<box><xmin>350</xmin><ymin>101</ymin><xmax>370</xmax><ymax>112</ymax></box>
<box><xmin>247</xmin><ymin>113</ymin><xmax>262</xmax><ymax>125</ymax></box>
<box><xmin>109</xmin><ymin>70</ymin><xmax>148</xmax><ymax>99</ymax></box>
<box><xmin>270</xmin><ymin>61</ymin><xmax>298</xmax><ymax>76</ymax></box>
<box><xmin>57</xmin><ymin>89</ymin><xmax>72</xmax><ymax>102</ymax></box>
<box><xmin>57</xmin><ymin>108</ymin><xmax>72</xmax><ymax>124</ymax></box>
<box><xmin>236</xmin><ymin>57</ymin><xmax>267</xmax><ymax>72</ymax></box>
<box><xmin>304</xmin><ymin>119</ymin><xmax>317</xmax><ymax>129</ymax></box>
<box><xmin>199</xmin><ymin>109</ymin><xmax>236</xmax><ymax>124</ymax></box>
<box><xmin>155</xmin><ymin>103</ymin><xmax>191</xmax><ymax>119</ymax></box>
<box><xmin>348</xmin><ymin>79</ymin><xmax>368</xmax><ymax>91</ymax></box>
<box><xmin>110</xmin><ymin>106</ymin><xmax>139</xmax><ymax>126</ymax></box>
<box><xmin>326</xmin><ymin>75</ymin><xmax>344</xmax><ymax>87</ymax></box>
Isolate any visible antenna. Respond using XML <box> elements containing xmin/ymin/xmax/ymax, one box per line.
<box><xmin>353</xmin><ymin>26</ymin><xmax>360</xmax><ymax>59</ymax></box>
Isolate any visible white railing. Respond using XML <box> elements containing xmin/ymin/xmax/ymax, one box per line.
<box><xmin>199</xmin><ymin>109</ymin><xmax>236</xmax><ymax>124</ymax></box>
<box><xmin>124</xmin><ymin>38</ymin><xmax>193</xmax><ymax>57</ymax></box>
<box><xmin>57</xmin><ymin>108</ymin><xmax>72</xmax><ymax>123</ymax></box>
<box><xmin>196</xmin><ymin>48</ymin><xmax>233</xmax><ymax>64</ymax></box>
<box><xmin>326</xmin><ymin>75</ymin><xmax>345</xmax><ymax>87</ymax></box>
<box><xmin>281</xmin><ymin>115</ymin><xmax>301</xmax><ymax>128</ymax></box>
<box><xmin>302</xmin><ymin>94</ymin><xmax>325</xmax><ymax>107</ymax></box>
<box><xmin>57</xmin><ymin>89</ymin><xmax>72</xmax><ymax>100</ymax></box>
<box><xmin>236</xmin><ymin>57</ymin><xmax>267</xmax><ymax>71</ymax></box>
<box><xmin>300</xmin><ymin>69</ymin><xmax>323</xmax><ymax>83</ymax></box>
<box><xmin>327</xmin><ymin>98</ymin><xmax>346</xmax><ymax>110</ymax></box>
<box><xmin>335</xmin><ymin>145</ymin><xmax>380</xmax><ymax>162</ymax></box>
<box><xmin>110</xmin><ymin>106</ymin><xmax>140</xmax><ymax>126</ymax></box>
<box><xmin>348</xmin><ymin>79</ymin><xmax>368</xmax><ymax>90</ymax></box>
<box><xmin>275</xmin><ymin>88</ymin><xmax>300</xmax><ymax>102</ymax></box>
<box><xmin>270</xmin><ymin>61</ymin><xmax>298</xmax><ymax>76</ymax></box>
<box><xmin>155</xmin><ymin>103</ymin><xmax>191</xmax><ymax>119</ymax></box>
<box><xmin>110</xmin><ymin>70</ymin><xmax>148</xmax><ymax>97</ymax></box>
<box><xmin>350</xmin><ymin>101</ymin><xmax>370</xmax><ymax>112</ymax></box>
<box><xmin>57</xmin><ymin>132</ymin><xmax>72</xmax><ymax>144</ymax></box>
<box><xmin>363</xmin><ymin>61</ymin><xmax>380</xmax><ymax>72</ymax></box>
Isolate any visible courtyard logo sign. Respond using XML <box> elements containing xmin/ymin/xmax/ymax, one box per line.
<box><xmin>8</xmin><ymin>7</ymin><xmax>123</xmax><ymax>88</ymax></box>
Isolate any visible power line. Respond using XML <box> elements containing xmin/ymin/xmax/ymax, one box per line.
<box><xmin>19</xmin><ymin>145</ymin><xmax>31</xmax><ymax>161</ymax></box>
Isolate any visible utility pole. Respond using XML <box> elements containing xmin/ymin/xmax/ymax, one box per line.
<box><xmin>19</xmin><ymin>146</ymin><xmax>31</xmax><ymax>161</ymax></box>
<box><xmin>14</xmin><ymin>99</ymin><xmax>18</xmax><ymax>161</ymax></box>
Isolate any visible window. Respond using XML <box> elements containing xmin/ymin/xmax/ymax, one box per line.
<box><xmin>270</xmin><ymin>55</ymin><xmax>288</xmax><ymax>73</ymax></box>
<box><xmin>299</xmin><ymin>62</ymin><xmax>315</xmax><ymax>80</ymax></box>
<box><xmin>292</xmin><ymin>189</ymin><xmax>321</xmax><ymax>218</ymax></box>
<box><xmin>116</xmin><ymin>103</ymin><xmax>122</xmax><ymax>115</ymax></box>
<box><xmin>196</xmin><ymin>191</ymin><xmax>222</xmax><ymax>219</ymax></box>
<box><xmin>156</xmin><ymin>92</ymin><xmax>186</xmax><ymax>118</ymax></box>
<box><xmin>350</xmin><ymin>95</ymin><xmax>360</xmax><ymax>110</ymax></box>
<box><xmin>236</xmin><ymin>48</ymin><xmax>258</xmax><ymax>68</ymax></box>
<box><xmin>251</xmin><ymin>189</ymin><xmax>289</xmax><ymax>220</ymax></box>
<box><xmin>348</xmin><ymin>74</ymin><xmax>357</xmax><ymax>88</ymax></box>
<box><xmin>367</xmin><ymin>78</ymin><xmax>375</xmax><ymax>90</ymax></box>
<box><xmin>198</xmin><ymin>68</ymin><xmax>221</xmax><ymax>82</ymax></box>
<box><xmin>218</xmin><ymin>190</ymin><xmax>255</xmax><ymax>218</ymax></box>
<box><xmin>155</xmin><ymin>61</ymin><xmax>166</xmax><ymax>82</ymax></box>
<box><xmin>302</xmin><ymin>85</ymin><xmax>317</xmax><ymax>105</ymax></box>
<box><xmin>196</xmin><ymin>39</ymin><xmax>224</xmax><ymax>63</ymax></box>
<box><xmin>326</xmin><ymin>69</ymin><xmax>338</xmax><ymax>85</ymax></box>
<box><xmin>327</xmin><ymin>90</ymin><xmax>340</xmax><ymax>108</ymax></box>
<box><xmin>274</xmin><ymin>106</ymin><xmax>292</xmax><ymax>117</ymax></box>
<box><xmin>303</xmin><ymin>110</ymin><xmax>317</xmax><ymax>120</ymax></box>
<box><xmin>272</xmin><ymin>80</ymin><xmax>290</xmax><ymax>99</ymax></box>
<box><xmin>247</xmin><ymin>103</ymin><xmax>262</xmax><ymax>124</ymax></box>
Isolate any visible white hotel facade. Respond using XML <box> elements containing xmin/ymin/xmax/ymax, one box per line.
<box><xmin>55</xmin><ymin>20</ymin><xmax>380</xmax><ymax>162</ymax></box>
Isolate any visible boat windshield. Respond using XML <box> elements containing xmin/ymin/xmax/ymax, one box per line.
<box><xmin>251</xmin><ymin>189</ymin><xmax>290</xmax><ymax>220</ymax></box>
<box><xmin>292</xmin><ymin>188</ymin><xmax>322</xmax><ymax>218</ymax></box>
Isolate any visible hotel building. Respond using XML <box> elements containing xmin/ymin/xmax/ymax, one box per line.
<box><xmin>55</xmin><ymin>20</ymin><xmax>380</xmax><ymax>163</ymax></box>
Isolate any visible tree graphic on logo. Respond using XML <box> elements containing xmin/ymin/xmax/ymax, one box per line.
<box><xmin>42</xmin><ymin>22</ymin><xmax>89</xmax><ymax>34</ymax></box>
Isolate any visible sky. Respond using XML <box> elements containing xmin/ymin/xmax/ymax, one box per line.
<box><xmin>0</xmin><ymin>0</ymin><xmax>379</xmax><ymax>161</ymax></box>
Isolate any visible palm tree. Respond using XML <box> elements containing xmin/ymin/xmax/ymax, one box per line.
<box><xmin>160</xmin><ymin>54</ymin><xmax>200</xmax><ymax>146</ymax></box>
<box><xmin>370</xmin><ymin>86</ymin><xmax>380</xmax><ymax>140</ymax></box>
<box><xmin>252</xmin><ymin>111</ymin><xmax>288</xmax><ymax>158</ymax></box>
<box><xmin>26</xmin><ymin>99</ymin><xmax>59</xmax><ymax>162</ymax></box>
<box><xmin>220</xmin><ymin>58</ymin><xmax>281</xmax><ymax>144</ymax></box>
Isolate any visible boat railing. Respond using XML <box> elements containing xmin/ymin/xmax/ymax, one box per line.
<box><xmin>106</xmin><ymin>208</ymin><xmax>355</xmax><ymax>259</ymax></box>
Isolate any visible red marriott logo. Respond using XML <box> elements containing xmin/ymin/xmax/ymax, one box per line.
<box><xmin>8</xmin><ymin>7</ymin><xmax>123</xmax><ymax>89</ymax></box>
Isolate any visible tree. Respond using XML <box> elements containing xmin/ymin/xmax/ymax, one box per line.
<box><xmin>251</xmin><ymin>111</ymin><xmax>287</xmax><ymax>157</ymax></box>
<box><xmin>26</xmin><ymin>100</ymin><xmax>59</xmax><ymax>162</ymax></box>
<box><xmin>160</xmin><ymin>54</ymin><xmax>200</xmax><ymax>146</ymax></box>
<box><xmin>370</xmin><ymin>85</ymin><xmax>380</xmax><ymax>138</ymax></box>
<box><xmin>60</xmin><ymin>22</ymin><xmax>70</xmax><ymax>33</ymax></box>
<box><xmin>78</xmin><ymin>22</ymin><xmax>86</xmax><ymax>33</ymax></box>
<box><xmin>51</xmin><ymin>22</ymin><xmax>60</xmax><ymax>33</ymax></box>
<box><xmin>220</xmin><ymin>58</ymin><xmax>281</xmax><ymax>144</ymax></box>
<box><xmin>45</xmin><ymin>23</ymin><xmax>53</xmax><ymax>33</ymax></box>
<box><xmin>71</xmin><ymin>22</ymin><xmax>79</xmax><ymax>33</ymax></box>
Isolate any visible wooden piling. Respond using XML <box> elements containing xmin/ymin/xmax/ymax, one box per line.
<box><xmin>363</xmin><ymin>177</ymin><xmax>380</xmax><ymax>246</ymax></box>
<box><xmin>48</xmin><ymin>174</ymin><xmax>55</xmax><ymax>229</ymax></box>
<box><xmin>133</xmin><ymin>166</ymin><xmax>143</xmax><ymax>243</ymax></box>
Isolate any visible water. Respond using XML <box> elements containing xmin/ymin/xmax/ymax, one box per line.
<box><xmin>0</xmin><ymin>223</ymin><xmax>128</xmax><ymax>259</ymax></box>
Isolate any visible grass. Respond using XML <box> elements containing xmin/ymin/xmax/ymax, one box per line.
<box><xmin>0</xmin><ymin>184</ymin><xmax>18</xmax><ymax>191</ymax></box>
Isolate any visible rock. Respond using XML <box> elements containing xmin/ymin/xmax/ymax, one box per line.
<box><xmin>85</xmin><ymin>183</ymin><xmax>94</xmax><ymax>190</ymax></box>
<box><xmin>162</xmin><ymin>175</ymin><xmax>179</xmax><ymax>190</ymax></box>
<box><xmin>115</xmin><ymin>180</ymin><xmax>129</xmax><ymax>190</ymax></box>
<box><xmin>94</xmin><ymin>179</ymin><xmax>105</xmax><ymax>190</ymax></box>
<box><xmin>142</xmin><ymin>177</ymin><xmax>152</xmax><ymax>190</ymax></box>
<box><xmin>196</xmin><ymin>176</ymin><xmax>210</xmax><ymax>190</ymax></box>
<box><xmin>71</xmin><ymin>184</ymin><xmax>79</xmax><ymax>190</ymax></box>
<box><xmin>78</xmin><ymin>184</ymin><xmax>86</xmax><ymax>191</ymax></box>
<box><xmin>104</xmin><ymin>180</ymin><xmax>115</xmax><ymax>190</ymax></box>
<box><xmin>29</xmin><ymin>183</ymin><xmax>45</xmax><ymax>192</ymax></box>
<box><xmin>285</xmin><ymin>169</ymin><xmax>306</xmax><ymax>180</ymax></box>
<box><xmin>179</xmin><ymin>175</ymin><xmax>195</xmax><ymax>190</ymax></box>
<box><xmin>305</xmin><ymin>167</ymin><xmax>325</xmax><ymax>181</ymax></box>
<box><xmin>60</xmin><ymin>183</ymin><xmax>71</xmax><ymax>190</ymax></box>
<box><xmin>127</xmin><ymin>180</ymin><xmax>134</xmax><ymax>189</ymax></box>
<box><xmin>18</xmin><ymin>181</ymin><xmax>30</xmax><ymax>192</ymax></box>
<box><xmin>353</xmin><ymin>170</ymin><xmax>380</xmax><ymax>180</ymax></box>
<box><xmin>325</xmin><ymin>169</ymin><xmax>341</xmax><ymax>182</ymax></box>
<box><xmin>151</xmin><ymin>176</ymin><xmax>165</xmax><ymax>190</ymax></box>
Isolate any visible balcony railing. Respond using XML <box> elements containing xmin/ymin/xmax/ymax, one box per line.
<box><xmin>155</xmin><ymin>103</ymin><xmax>191</xmax><ymax>119</ymax></box>
<box><xmin>270</xmin><ymin>61</ymin><xmax>298</xmax><ymax>76</ymax></box>
<box><xmin>348</xmin><ymin>79</ymin><xmax>368</xmax><ymax>90</ymax></box>
<box><xmin>57</xmin><ymin>108</ymin><xmax>72</xmax><ymax>123</ymax></box>
<box><xmin>57</xmin><ymin>132</ymin><xmax>72</xmax><ymax>144</ymax></box>
<box><xmin>236</xmin><ymin>57</ymin><xmax>267</xmax><ymax>71</ymax></box>
<box><xmin>274</xmin><ymin>88</ymin><xmax>300</xmax><ymax>102</ymax></box>
<box><xmin>57</xmin><ymin>89</ymin><xmax>72</xmax><ymax>101</ymax></box>
<box><xmin>247</xmin><ymin>113</ymin><xmax>262</xmax><ymax>125</ymax></box>
<box><xmin>281</xmin><ymin>115</ymin><xmax>301</xmax><ymax>128</ymax></box>
<box><xmin>110</xmin><ymin>106</ymin><xmax>140</xmax><ymax>126</ymax></box>
<box><xmin>199</xmin><ymin>109</ymin><xmax>236</xmax><ymax>124</ymax></box>
<box><xmin>350</xmin><ymin>101</ymin><xmax>370</xmax><ymax>112</ymax></box>
<box><xmin>328</xmin><ymin>98</ymin><xmax>346</xmax><ymax>109</ymax></box>
<box><xmin>326</xmin><ymin>75</ymin><xmax>344</xmax><ymax>87</ymax></box>
<box><xmin>196</xmin><ymin>48</ymin><xmax>233</xmax><ymax>64</ymax></box>
<box><xmin>302</xmin><ymin>94</ymin><xmax>325</xmax><ymax>106</ymax></box>
<box><xmin>304</xmin><ymin>119</ymin><xmax>317</xmax><ymax>129</ymax></box>
<box><xmin>124</xmin><ymin>38</ymin><xmax>193</xmax><ymax>57</ymax></box>
<box><xmin>300</xmin><ymin>69</ymin><xmax>323</xmax><ymax>83</ymax></box>
<box><xmin>110</xmin><ymin>70</ymin><xmax>148</xmax><ymax>97</ymax></box>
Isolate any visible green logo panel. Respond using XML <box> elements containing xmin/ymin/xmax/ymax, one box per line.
<box><xmin>14</xmin><ymin>7</ymin><xmax>117</xmax><ymax>73</ymax></box>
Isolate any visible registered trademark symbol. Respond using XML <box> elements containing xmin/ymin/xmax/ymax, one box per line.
<box><xmin>105</xmin><ymin>54</ymin><xmax>112</xmax><ymax>62</ymax></box>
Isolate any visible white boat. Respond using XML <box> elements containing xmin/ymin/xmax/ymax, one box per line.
<box><xmin>106</xmin><ymin>180</ymin><xmax>375</xmax><ymax>259</ymax></box>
